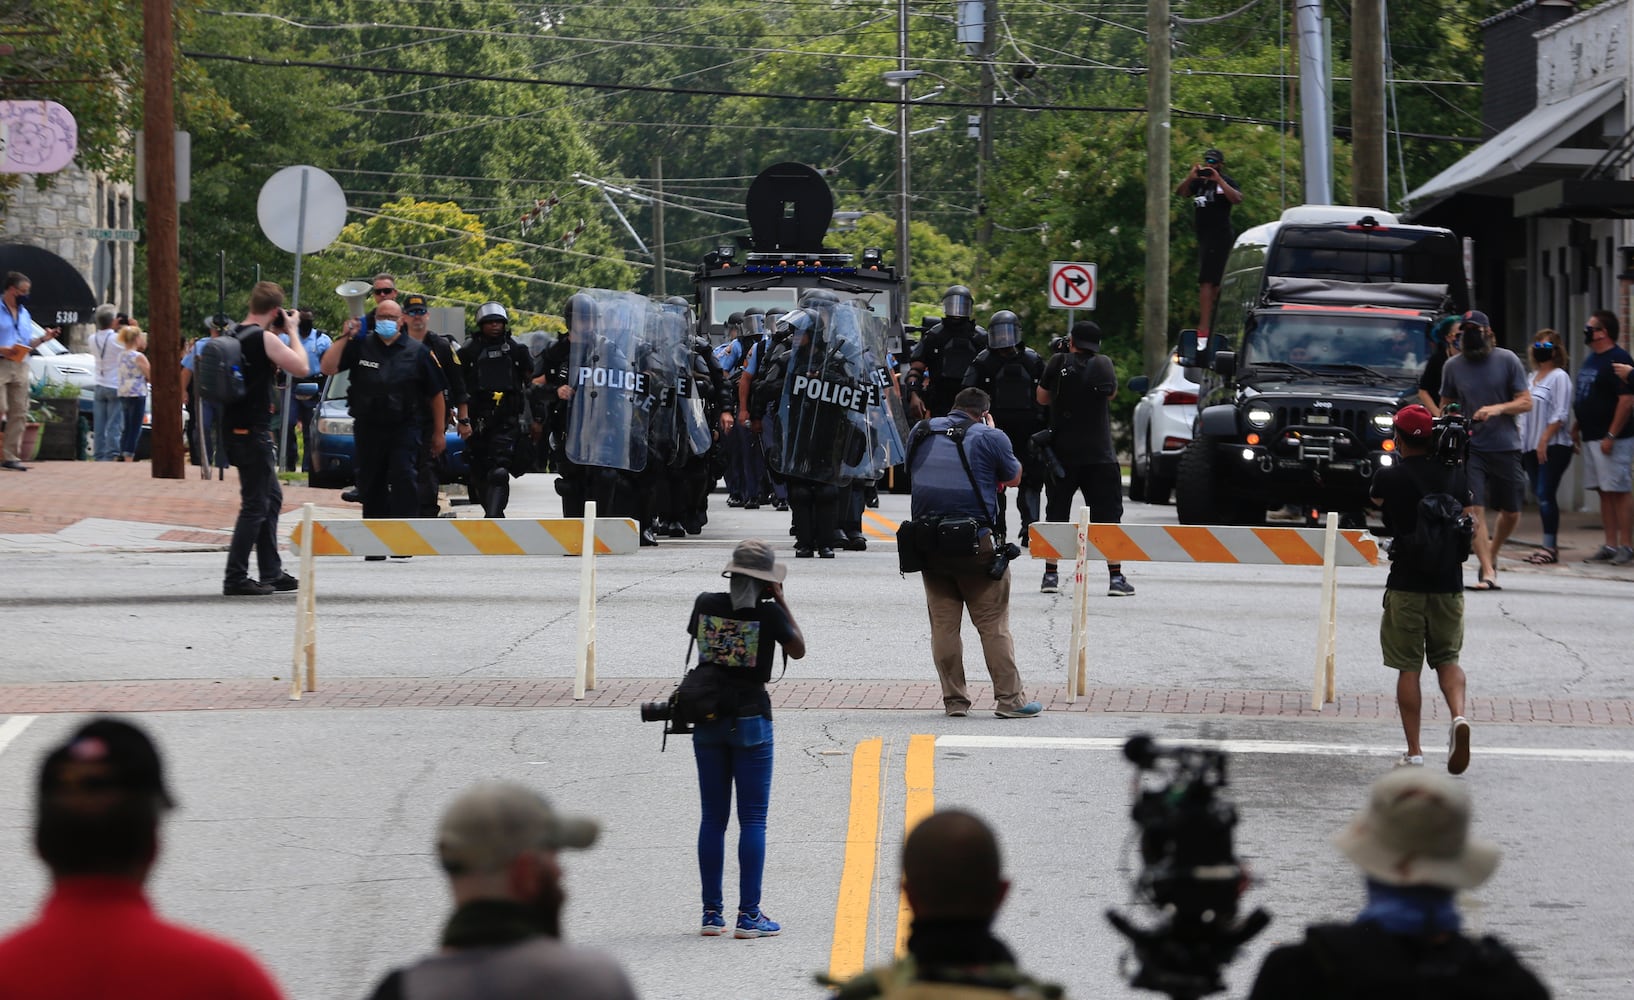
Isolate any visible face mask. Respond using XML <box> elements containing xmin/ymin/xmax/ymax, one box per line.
<box><xmin>299</xmin><ymin>317</ymin><xmax>314</xmax><ymax>335</ymax></box>
<box><xmin>1584</xmin><ymin>326</ymin><xmax>1598</xmax><ymax>347</ymax></box>
<box><xmin>15</xmin><ymin>294</ymin><xmax>28</xmax><ymax>307</ymax></box>
<box><xmin>375</xmin><ymin>319</ymin><xmax>400</xmax><ymax>340</ymax></box>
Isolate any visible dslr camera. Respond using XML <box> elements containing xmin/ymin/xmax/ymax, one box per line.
<box><xmin>1106</xmin><ymin>735</ymin><xmax>1270</xmax><ymax>999</ymax></box>
<box><xmin>988</xmin><ymin>540</ymin><xmax>1022</xmax><ymax>580</ymax></box>
<box><xmin>639</xmin><ymin>692</ymin><xmax>693</xmax><ymax>750</ymax></box>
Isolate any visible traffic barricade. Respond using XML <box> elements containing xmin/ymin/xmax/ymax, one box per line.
<box><xmin>286</xmin><ymin>501</ymin><xmax>638</xmax><ymax>701</ymax></box>
<box><xmin>1029</xmin><ymin>510</ymin><xmax>1380</xmax><ymax>708</ymax></box>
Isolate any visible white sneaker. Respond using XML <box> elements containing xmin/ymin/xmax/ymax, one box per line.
<box><xmin>1447</xmin><ymin>716</ymin><xmax>1471</xmax><ymax>775</ymax></box>
<box><xmin>1396</xmin><ymin>753</ymin><xmax>1424</xmax><ymax>767</ymax></box>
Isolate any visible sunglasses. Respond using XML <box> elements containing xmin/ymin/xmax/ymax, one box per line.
<box><xmin>1533</xmin><ymin>340</ymin><xmax>1554</xmax><ymax>350</ymax></box>
<box><xmin>1204</xmin><ymin>158</ymin><xmax>1221</xmax><ymax>165</ymax></box>
<box><xmin>372</xmin><ymin>287</ymin><xmax>395</xmax><ymax>296</ymax></box>
<box><xmin>1585</xmin><ymin>323</ymin><xmax>1603</xmax><ymax>335</ymax></box>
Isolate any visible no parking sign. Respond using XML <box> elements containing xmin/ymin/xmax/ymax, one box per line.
<box><xmin>1047</xmin><ymin>261</ymin><xmax>1097</xmax><ymax>310</ymax></box>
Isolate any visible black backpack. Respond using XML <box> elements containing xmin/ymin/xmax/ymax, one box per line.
<box><xmin>1393</xmin><ymin>464</ymin><xmax>1474</xmax><ymax>574</ymax></box>
<box><xmin>196</xmin><ymin>326</ymin><xmax>257</xmax><ymax>405</ymax></box>
<box><xmin>1300</xmin><ymin>924</ymin><xmax>1547</xmax><ymax>1000</ymax></box>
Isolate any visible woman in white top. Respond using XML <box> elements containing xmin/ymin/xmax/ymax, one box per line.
<box><xmin>115</xmin><ymin>326</ymin><xmax>151</xmax><ymax>461</ymax></box>
<box><xmin>89</xmin><ymin>305</ymin><xmax>126</xmax><ymax>461</ymax></box>
<box><xmin>1519</xmin><ymin>334</ymin><xmax>1573</xmax><ymax>564</ymax></box>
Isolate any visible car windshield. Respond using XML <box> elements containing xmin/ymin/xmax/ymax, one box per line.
<box><xmin>1243</xmin><ymin>313</ymin><xmax>1427</xmax><ymax>374</ymax></box>
<box><xmin>323</xmin><ymin>369</ymin><xmax>350</xmax><ymax>400</ymax></box>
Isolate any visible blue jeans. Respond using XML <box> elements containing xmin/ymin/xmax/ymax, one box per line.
<box><xmin>93</xmin><ymin>386</ymin><xmax>124</xmax><ymax>461</ymax></box>
<box><xmin>118</xmin><ymin>395</ymin><xmax>146</xmax><ymax>458</ymax></box>
<box><xmin>693</xmin><ymin>714</ymin><xmax>773</xmax><ymax>912</ymax></box>
<box><xmin>1522</xmin><ymin>445</ymin><xmax>1574</xmax><ymax>546</ymax></box>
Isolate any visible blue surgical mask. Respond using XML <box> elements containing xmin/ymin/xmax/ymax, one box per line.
<box><xmin>375</xmin><ymin>319</ymin><xmax>400</xmax><ymax>340</ymax></box>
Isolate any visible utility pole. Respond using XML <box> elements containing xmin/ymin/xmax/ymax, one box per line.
<box><xmin>1295</xmin><ymin>0</ymin><xmax>1334</xmax><ymax>204</ymax></box>
<box><xmin>1351</xmin><ymin>0</ymin><xmax>1386</xmax><ymax>208</ymax></box>
<box><xmin>895</xmin><ymin>0</ymin><xmax>912</xmax><ymax>317</ymax></box>
<box><xmin>974</xmin><ymin>0</ymin><xmax>997</xmax><ymax>284</ymax></box>
<box><xmin>143</xmin><ymin>0</ymin><xmax>182</xmax><ymax>479</ymax></box>
<box><xmin>1142</xmin><ymin>0</ymin><xmax>1171</xmax><ymax>380</ymax></box>
<box><xmin>653</xmin><ymin>155</ymin><xmax>666</xmax><ymax>298</ymax></box>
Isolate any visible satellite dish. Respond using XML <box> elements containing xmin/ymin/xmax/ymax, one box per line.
<box><xmin>257</xmin><ymin>165</ymin><xmax>347</xmax><ymax>255</ymax></box>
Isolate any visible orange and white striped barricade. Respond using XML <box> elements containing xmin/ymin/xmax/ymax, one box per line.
<box><xmin>1028</xmin><ymin>513</ymin><xmax>1380</xmax><ymax>706</ymax></box>
<box><xmin>287</xmin><ymin>501</ymin><xmax>639</xmax><ymax>700</ymax></box>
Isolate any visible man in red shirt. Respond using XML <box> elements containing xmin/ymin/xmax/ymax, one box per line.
<box><xmin>0</xmin><ymin>717</ymin><xmax>286</xmax><ymax>1000</ymax></box>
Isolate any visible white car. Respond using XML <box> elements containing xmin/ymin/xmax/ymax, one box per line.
<box><xmin>26</xmin><ymin>332</ymin><xmax>97</xmax><ymax>393</ymax></box>
<box><xmin>1128</xmin><ymin>346</ymin><xmax>1199</xmax><ymax>505</ymax></box>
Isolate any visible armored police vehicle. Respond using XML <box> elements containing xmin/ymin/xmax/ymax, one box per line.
<box><xmin>692</xmin><ymin>162</ymin><xmax>905</xmax><ymax>352</ymax></box>
<box><xmin>1175</xmin><ymin>207</ymin><xmax>1469</xmax><ymax>526</ymax></box>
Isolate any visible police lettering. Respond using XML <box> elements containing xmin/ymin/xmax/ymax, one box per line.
<box><xmin>790</xmin><ymin>373</ymin><xmax>867</xmax><ymax>412</ymax></box>
<box><xmin>359</xmin><ymin>359</ymin><xmax>381</xmax><ymax>369</ymax></box>
<box><xmin>575</xmin><ymin>366</ymin><xmax>647</xmax><ymax>393</ymax></box>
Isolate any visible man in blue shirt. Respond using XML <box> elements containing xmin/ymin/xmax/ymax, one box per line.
<box><xmin>908</xmin><ymin>387</ymin><xmax>1042</xmax><ymax>719</ymax></box>
<box><xmin>0</xmin><ymin>271</ymin><xmax>61</xmax><ymax>470</ymax></box>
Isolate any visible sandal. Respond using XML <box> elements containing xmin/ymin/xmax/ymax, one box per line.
<box><xmin>1526</xmin><ymin>548</ymin><xmax>1558</xmax><ymax>565</ymax></box>
<box><xmin>1468</xmin><ymin>576</ymin><xmax>1502</xmax><ymax>591</ymax></box>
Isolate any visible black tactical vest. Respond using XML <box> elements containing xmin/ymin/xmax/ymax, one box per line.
<box><xmin>347</xmin><ymin>336</ymin><xmax>426</xmax><ymax>425</ymax></box>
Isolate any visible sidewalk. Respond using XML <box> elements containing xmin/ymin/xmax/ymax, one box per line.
<box><xmin>0</xmin><ymin>461</ymin><xmax>353</xmax><ymax>553</ymax></box>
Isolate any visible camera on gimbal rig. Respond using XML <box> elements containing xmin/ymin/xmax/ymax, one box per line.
<box><xmin>1431</xmin><ymin>404</ymin><xmax>1470</xmax><ymax>467</ymax></box>
<box><xmin>1105</xmin><ymin>735</ymin><xmax>1271</xmax><ymax>1000</ymax></box>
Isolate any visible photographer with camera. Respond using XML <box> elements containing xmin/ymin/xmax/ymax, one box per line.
<box><xmin>1174</xmin><ymin>148</ymin><xmax>1242</xmax><ymax>335</ymax></box>
<box><xmin>820</xmin><ymin>810</ymin><xmax>1065</xmax><ymax>999</ymax></box>
<box><xmin>906</xmin><ymin>387</ymin><xmax>1042</xmax><ymax>719</ymax></box>
<box><xmin>1247</xmin><ymin>768</ymin><xmax>1548</xmax><ymax>1000</ymax></box>
<box><xmin>686</xmin><ymin>539</ymin><xmax>804</xmax><ymax>939</ymax></box>
<box><xmin>1368</xmin><ymin>405</ymin><xmax>1474</xmax><ymax>772</ymax></box>
<box><xmin>1036</xmin><ymin>322</ymin><xmax>1133</xmax><ymax>597</ymax></box>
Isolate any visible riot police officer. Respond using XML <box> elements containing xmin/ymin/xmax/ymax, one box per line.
<box><xmin>321</xmin><ymin>297</ymin><xmax>447</xmax><ymax>533</ymax></box>
<box><xmin>909</xmin><ymin>284</ymin><xmax>988</xmax><ymax>418</ymax></box>
<box><xmin>456</xmin><ymin>303</ymin><xmax>533</xmax><ymax>517</ymax></box>
<box><xmin>963</xmin><ymin>309</ymin><xmax>1045</xmax><ymax>544</ymax></box>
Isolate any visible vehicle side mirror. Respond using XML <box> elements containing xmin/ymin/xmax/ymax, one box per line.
<box><xmin>1213</xmin><ymin>351</ymin><xmax>1237</xmax><ymax>377</ymax></box>
<box><xmin>1176</xmin><ymin>328</ymin><xmax>1204</xmax><ymax>367</ymax></box>
<box><xmin>295</xmin><ymin>382</ymin><xmax>320</xmax><ymax>396</ymax></box>
<box><xmin>1127</xmin><ymin>375</ymin><xmax>1150</xmax><ymax>394</ymax></box>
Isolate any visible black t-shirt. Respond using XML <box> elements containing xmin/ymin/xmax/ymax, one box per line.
<box><xmin>687</xmin><ymin>591</ymin><xmax>795</xmax><ymax>720</ymax></box>
<box><xmin>1042</xmin><ymin>351</ymin><xmax>1117</xmax><ymax>465</ymax></box>
<box><xmin>1371</xmin><ymin>455</ymin><xmax>1471</xmax><ymax>594</ymax></box>
<box><xmin>1572</xmin><ymin>344</ymin><xmax>1634</xmax><ymax>441</ymax></box>
<box><xmin>1419</xmin><ymin>349</ymin><xmax>1449</xmax><ymax>400</ymax></box>
<box><xmin>224</xmin><ymin>325</ymin><xmax>276</xmax><ymax>432</ymax></box>
<box><xmin>1189</xmin><ymin>171</ymin><xmax>1238</xmax><ymax>234</ymax></box>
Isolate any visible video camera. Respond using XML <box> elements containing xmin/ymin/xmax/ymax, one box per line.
<box><xmin>1106</xmin><ymin>735</ymin><xmax>1270</xmax><ymax>1000</ymax></box>
<box><xmin>1029</xmin><ymin>428</ymin><xmax>1067</xmax><ymax>480</ymax></box>
<box><xmin>1432</xmin><ymin>405</ymin><xmax>1470</xmax><ymax>467</ymax></box>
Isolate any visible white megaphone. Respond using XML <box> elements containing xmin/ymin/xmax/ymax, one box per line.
<box><xmin>336</xmin><ymin>280</ymin><xmax>372</xmax><ymax>322</ymax></box>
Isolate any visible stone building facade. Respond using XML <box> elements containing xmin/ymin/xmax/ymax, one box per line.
<box><xmin>1</xmin><ymin>165</ymin><xmax>135</xmax><ymax>348</ymax></box>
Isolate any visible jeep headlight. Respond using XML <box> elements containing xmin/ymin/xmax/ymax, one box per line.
<box><xmin>1372</xmin><ymin>410</ymin><xmax>1395</xmax><ymax>433</ymax></box>
<box><xmin>1245</xmin><ymin>407</ymin><xmax>1274</xmax><ymax>429</ymax></box>
<box><xmin>317</xmin><ymin>416</ymin><xmax>354</xmax><ymax>436</ymax></box>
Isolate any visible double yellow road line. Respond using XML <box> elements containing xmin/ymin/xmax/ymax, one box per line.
<box><xmin>826</xmin><ymin>734</ymin><xmax>937</xmax><ymax>983</ymax></box>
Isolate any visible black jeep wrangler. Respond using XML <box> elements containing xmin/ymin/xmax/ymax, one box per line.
<box><xmin>1175</xmin><ymin>280</ymin><xmax>1449</xmax><ymax>526</ymax></box>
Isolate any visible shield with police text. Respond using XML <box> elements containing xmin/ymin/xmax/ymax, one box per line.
<box><xmin>641</xmin><ymin>301</ymin><xmax>694</xmax><ymax>468</ymax></box>
<box><xmin>566</xmin><ymin>289</ymin><xmax>652</xmax><ymax>472</ymax></box>
<box><xmin>838</xmin><ymin>303</ymin><xmax>911</xmax><ymax>480</ymax></box>
<box><xmin>767</xmin><ymin>296</ymin><xmax>871</xmax><ymax>485</ymax></box>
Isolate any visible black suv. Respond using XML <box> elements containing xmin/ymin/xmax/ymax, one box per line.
<box><xmin>1174</xmin><ymin>292</ymin><xmax>1443</xmax><ymax>526</ymax></box>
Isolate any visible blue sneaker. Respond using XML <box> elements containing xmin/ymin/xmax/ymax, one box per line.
<box><xmin>734</xmin><ymin>908</ymin><xmax>781</xmax><ymax>938</ymax></box>
<box><xmin>995</xmin><ymin>700</ymin><xmax>1043</xmax><ymax>719</ymax></box>
<box><xmin>701</xmin><ymin>909</ymin><xmax>727</xmax><ymax>936</ymax></box>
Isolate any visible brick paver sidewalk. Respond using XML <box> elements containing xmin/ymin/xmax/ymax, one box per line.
<box><xmin>0</xmin><ymin>461</ymin><xmax>346</xmax><ymax>540</ymax></box>
<box><xmin>1</xmin><ymin>677</ymin><xmax>1629</xmax><ymax>725</ymax></box>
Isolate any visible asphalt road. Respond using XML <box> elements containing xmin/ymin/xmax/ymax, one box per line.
<box><xmin>0</xmin><ymin>478</ymin><xmax>1631</xmax><ymax>999</ymax></box>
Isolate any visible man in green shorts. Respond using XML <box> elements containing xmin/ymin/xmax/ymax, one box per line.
<box><xmin>1369</xmin><ymin>405</ymin><xmax>1473</xmax><ymax>773</ymax></box>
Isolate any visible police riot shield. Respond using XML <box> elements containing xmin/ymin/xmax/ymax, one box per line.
<box><xmin>565</xmin><ymin>289</ymin><xmax>651</xmax><ymax>472</ymax></box>
<box><xmin>844</xmin><ymin>305</ymin><xmax>912</xmax><ymax>480</ymax></box>
<box><xmin>641</xmin><ymin>301</ymin><xmax>709</xmax><ymax>466</ymax></box>
<box><xmin>766</xmin><ymin>296</ymin><xmax>870</xmax><ymax>485</ymax></box>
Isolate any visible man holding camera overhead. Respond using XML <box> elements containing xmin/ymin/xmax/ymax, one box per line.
<box><xmin>1175</xmin><ymin>147</ymin><xmax>1242</xmax><ymax>335</ymax></box>
<box><xmin>907</xmin><ymin>387</ymin><xmax>1042</xmax><ymax>719</ymax></box>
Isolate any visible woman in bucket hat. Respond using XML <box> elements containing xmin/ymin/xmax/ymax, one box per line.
<box><xmin>688</xmin><ymin>539</ymin><xmax>805</xmax><ymax>939</ymax></box>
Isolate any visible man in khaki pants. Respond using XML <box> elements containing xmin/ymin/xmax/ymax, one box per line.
<box><xmin>0</xmin><ymin>272</ymin><xmax>61</xmax><ymax>471</ymax></box>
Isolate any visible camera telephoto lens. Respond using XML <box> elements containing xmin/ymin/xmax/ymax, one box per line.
<box><xmin>638</xmin><ymin>700</ymin><xmax>672</xmax><ymax>723</ymax></box>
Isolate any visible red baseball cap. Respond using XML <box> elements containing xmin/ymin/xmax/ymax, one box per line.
<box><xmin>1393</xmin><ymin>404</ymin><xmax>1434</xmax><ymax>439</ymax></box>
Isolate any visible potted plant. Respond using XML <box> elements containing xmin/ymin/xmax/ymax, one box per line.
<box><xmin>30</xmin><ymin>379</ymin><xmax>82</xmax><ymax>460</ymax></box>
<box><xmin>20</xmin><ymin>400</ymin><xmax>46</xmax><ymax>461</ymax></box>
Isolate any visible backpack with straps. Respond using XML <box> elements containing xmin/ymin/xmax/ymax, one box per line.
<box><xmin>1300</xmin><ymin>923</ymin><xmax>1546</xmax><ymax>1000</ymax></box>
<box><xmin>195</xmin><ymin>326</ymin><xmax>258</xmax><ymax>405</ymax></box>
<box><xmin>1391</xmin><ymin>463</ymin><xmax>1474</xmax><ymax>574</ymax></box>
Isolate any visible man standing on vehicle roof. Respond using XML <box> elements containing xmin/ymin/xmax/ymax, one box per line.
<box><xmin>1175</xmin><ymin>148</ymin><xmax>1242</xmax><ymax>337</ymax></box>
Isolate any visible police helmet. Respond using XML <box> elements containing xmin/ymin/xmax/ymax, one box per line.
<box><xmin>666</xmin><ymin>295</ymin><xmax>692</xmax><ymax>309</ymax></box>
<box><xmin>566</xmin><ymin>293</ymin><xmax>596</xmax><ymax>336</ymax></box>
<box><xmin>988</xmin><ymin>310</ymin><xmax>1020</xmax><ymax>349</ymax></box>
<box><xmin>942</xmin><ymin>285</ymin><xmax>973</xmax><ymax>320</ymax></box>
<box><xmin>476</xmin><ymin>302</ymin><xmax>509</xmax><ymax>327</ymax></box>
<box><xmin>775</xmin><ymin>309</ymin><xmax>814</xmax><ymax>338</ymax></box>
<box><xmin>741</xmin><ymin>310</ymin><xmax>767</xmax><ymax>337</ymax></box>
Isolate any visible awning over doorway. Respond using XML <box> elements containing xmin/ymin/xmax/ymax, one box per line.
<box><xmin>0</xmin><ymin>243</ymin><xmax>97</xmax><ymax>327</ymax></box>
